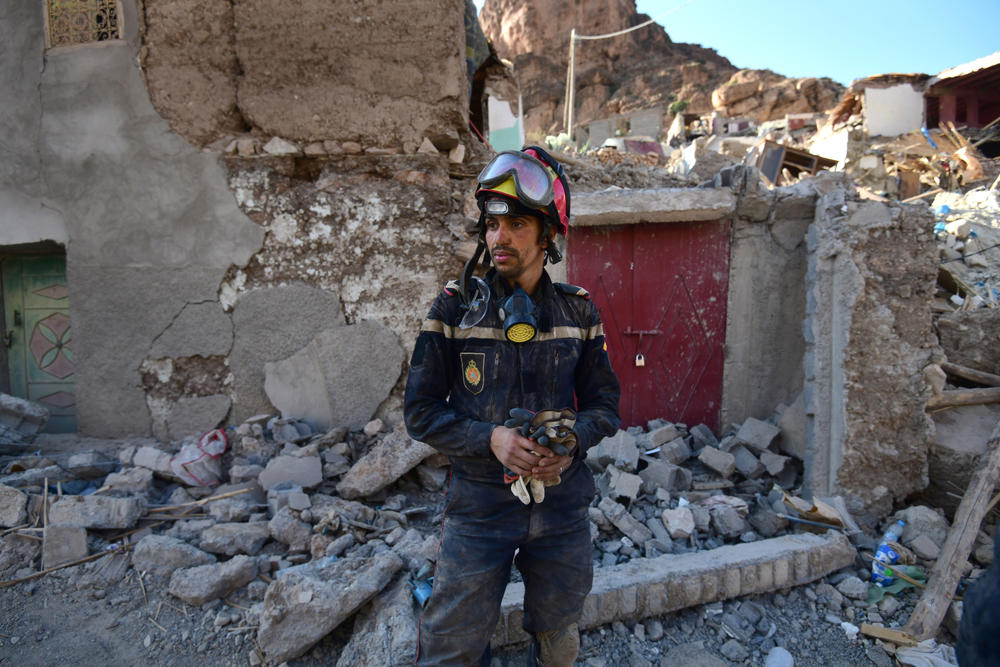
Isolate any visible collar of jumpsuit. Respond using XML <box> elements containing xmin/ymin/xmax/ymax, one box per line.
<box><xmin>484</xmin><ymin>201</ymin><xmax>552</xmax><ymax>296</ymax></box>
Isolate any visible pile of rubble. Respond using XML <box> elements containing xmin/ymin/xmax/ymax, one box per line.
<box><xmin>2</xmin><ymin>392</ymin><xmax>995</xmax><ymax>664</ymax></box>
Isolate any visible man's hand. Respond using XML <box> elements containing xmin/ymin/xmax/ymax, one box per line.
<box><xmin>490</xmin><ymin>425</ymin><xmax>558</xmax><ymax>477</ymax></box>
<box><xmin>529</xmin><ymin>451</ymin><xmax>573</xmax><ymax>483</ymax></box>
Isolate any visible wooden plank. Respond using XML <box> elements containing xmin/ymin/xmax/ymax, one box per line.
<box><xmin>860</xmin><ymin>624</ymin><xmax>917</xmax><ymax>646</ymax></box>
<box><xmin>901</xmin><ymin>187</ymin><xmax>943</xmax><ymax>203</ymax></box>
<box><xmin>904</xmin><ymin>421</ymin><xmax>1000</xmax><ymax>640</ymax></box>
<box><xmin>941</xmin><ymin>361</ymin><xmax>1000</xmax><ymax>388</ymax></box>
<box><xmin>926</xmin><ymin>387</ymin><xmax>1000</xmax><ymax>411</ymax></box>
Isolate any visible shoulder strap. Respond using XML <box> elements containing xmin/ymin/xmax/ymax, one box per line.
<box><xmin>554</xmin><ymin>282</ymin><xmax>591</xmax><ymax>300</ymax></box>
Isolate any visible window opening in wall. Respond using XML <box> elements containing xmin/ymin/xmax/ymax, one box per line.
<box><xmin>46</xmin><ymin>0</ymin><xmax>120</xmax><ymax>48</ymax></box>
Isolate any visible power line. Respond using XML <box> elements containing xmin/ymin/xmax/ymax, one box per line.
<box><xmin>573</xmin><ymin>0</ymin><xmax>698</xmax><ymax>41</ymax></box>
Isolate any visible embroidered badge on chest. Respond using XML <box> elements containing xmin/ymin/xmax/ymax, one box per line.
<box><xmin>460</xmin><ymin>352</ymin><xmax>486</xmax><ymax>394</ymax></box>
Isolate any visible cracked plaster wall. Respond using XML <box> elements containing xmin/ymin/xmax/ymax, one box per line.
<box><xmin>1</xmin><ymin>0</ymin><xmax>265</xmax><ymax>437</ymax></box>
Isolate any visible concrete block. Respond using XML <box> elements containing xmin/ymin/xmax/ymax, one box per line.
<box><xmin>648</xmin><ymin>424</ymin><xmax>680</xmax><ymax>447</ymax></box>
<box><xmin>661</xmin><ymin>437</ymin><xmax>692</xmax><ymax>465</ymax></box>
<box><xmin>735</xmin><ymin>418</ymin><xmax>781</xmax><ymax>453</ymax></box>
<box><xmin>0</xmin><ymin>393</ymin><xmax>49</xmax><ymax>438</ymax></box>
<box><xmin>199</xmin><ymin>522</ymin><xmax>270</xmax><ymax>556</ymax></box>
<box><xmin>230</xmin><ymin>464</ymin><xmax>264</xmax><ymax>484</ymax></box>
<box><xmin>662</xmin><ymin>507</ymin><xmax>695</xmax><ymax>539</ymax></box>
<box><xmin>0</xmin><ymin>484</ymin><xmax>28</xmax><ymax>527</ymax></box>
<box><xmin>730</xmin><ymin>445</ymin><xmax>764</xmax><ymax>478</ymax></box>
<box><xmin>711</xmin><ymin>506</ymin><xmax>747</xmax><ymax>539</ymax></box>
<box><xmin>258</xmin><ymin>455</ymin><xmax>323</xmax><ymax>491</ymax></box>
<box><xmin>103</xmin><ymin>467</ymin><xmax>154</xmax><ymax>496</ymax></box>
<box><xmin>603</xmin><ymin>466</ymin><xmax>643</xmax><ymax>501</ymax></box>
<box><xmin>336</xmin><ymin>428</ymin><xmax>435</xmax><ymax>499</ymax></box>
<box><xmin>909</xmin><ymin>534</ymin><xmax>941</xmax><ymax>561</ymax></box>
<box><xmin>132</xmin><ymin>534</ymin><xmax>215</xmax><ymax>576</ymax></box>
<box><xmin>689</xmin><ymin>424</ymin><xmax>718</xmax><ymax>450</ymax></box>
<box><xmin>168</xmin><ymin>554</ymin><xmax>258</xmax><ymax>606</ymax></box>
<box><xmin>42</xmin><ymin>523</ymin><xmax>88</xmax><ymax>569</ymax></box>
<box><xmin>268</xmin><ymin>507</ymin><xmax>312</xmax><ymax>552</ymax></box>
<box><xmin>133</xmin><ymin>445</ymin><xmax>175</xmax><ymax>477</ymax></box>
<box><xmin>48</xmin><ymin>495</ymin><xmax>143</xmax><ymax>529</ymax></box>
<box><xmin>598</xmin><ymin>497</ymin><xmax>653</xmax><ymax>546</ymax></box>
<box><xmin>638</xmin><ymin>459</ymin><xmax>691</xmax><ymax>494</ymax></box>
<box><xmin>777</xmin><ymin>392</ymin><xmax>806</xmax><ymax>459</ymax></box>
<box><xmin>589</xmin><ymin>430</ymin><xmax>640</xmax><ymax>472</ymax></box>
<box><xmin>760</xmin><ymin>450</ymin><xmax>791</xmax><ymax>476</ymax></box>
<box><xmin>496</xmin><ymin>532</ymin><xmax>854</xmax><ymax>645</ymax></box>
<box><xmin>64</xmin><ymin>451</ymin><xmax>116</xmax><ymax>479</ymax></box>
<box><xmin>698</xmin><ymin>446</ymin><xmax>735</xmax><ymax>477</ymax></box>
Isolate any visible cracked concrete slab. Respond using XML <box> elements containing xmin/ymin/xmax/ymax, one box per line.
<box><xmin>150</xmin><ymin>301</ymin><xmax>234</xmax><ymax>359</ymax></box>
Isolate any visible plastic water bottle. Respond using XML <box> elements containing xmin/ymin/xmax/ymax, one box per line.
<box><xmin>871</xmin><ymin>520</ymin><xmax>906</xmax><ymax>587</ymax></box>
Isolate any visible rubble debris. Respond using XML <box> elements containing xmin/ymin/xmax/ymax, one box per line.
<box><xmin>0</xmin><ymin>484</ymin><xmax>28</xmax><ymax>527</ymax></box>
<box><xmin>132</xmin><ymin>535</ymin><xmax>216</xmax><ymax>576</ymax></box>
<box><xmin>0</xmin><ymin>393</ymin><xmax>49</xmax><ymax>447</ymax></box>
<box><xmin>258</xmin><ymin>454</ymin><xmax>322</xmax><ymax>491</ymax></box>
<box><xmin>257</xmin><ymin>551</ymin><xmax>403</xmax><ymax>663</ymax></box>
<box><xmin>334</xmin><ymin>577</ymin><xmax>418</xmax><ymax>667</ymax></box>
<box><xmin>335</xmin><ymin>427</ymin><xmax>435</xmax><ymax>499</ymax></box>
<box><xmin>167</xmin><ymin>554</ymin><xmax>258</xmax><ymax>606</ymax></box>
<box><xmin>47</xmin><ymin>495</ymin><xmax>143</xmax><ymax>530</ymax></box>
<box><xmin>199</xmin><ymin>522</ymin><xmax>270</xmax><ymax>556</ymax></box>
<box><xmin>41</xmin><ymin>523</ymin><xmax>88</xmax><ymax>569</ymax></box>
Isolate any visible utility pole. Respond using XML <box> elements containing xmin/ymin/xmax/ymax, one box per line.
<box><xmin>565</xmin><ymin>28</ymin><xmax>576</xmax><ymax>145</ymax></box>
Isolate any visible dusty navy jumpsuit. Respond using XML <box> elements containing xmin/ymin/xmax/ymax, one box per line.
<box><xmin>405</xmin><ymin>268</ymin><xmax>620</xmax><ymax>665</ymax></box>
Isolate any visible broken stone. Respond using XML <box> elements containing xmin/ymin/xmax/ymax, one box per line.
<box><xmin>103</xmin><ymin>467</ymin><xmax>154</xmax><ymax>496</ymax></box>
<box><xmin>415</xmin><ymin>463</ymin><xmax>448</xmax><ymax>491</ymax></box>
<box><xmin>269</xmin><ymin>418</ymin><xmax>312</xmax><ymax>445</ymax></box>
<box><xmin>691</xmin><ymin>505</ymin><xmax>711</xmax><ymax>532</ymax></box>
<box><xmin>268</xmin><ymin>507</ymin><xmax>312</xmax><ymax>552</ymax></box>
<box><xmin>262</xmin><ymin>136</ymin><xmax>300</xmax><ymax>156</ymax></box>
<box><xmin>230</xmin><ymin>464</ymin><xmax>264</xmax><ymax>484</ymax></box>
<box><xmin>600</xmin><ymin>465</ymin><xmax>643</xmax><ymax>501</ymax></box>
<box><xmin>64</xmin><ymin>451</ymin><xmax>116</xmax><ymax>479</ymax></box>
<box><xmin>42</xmin><ymin>523</ymin><xmax>87</xmax><ymax>569</ymax></box>
<box><xmin>258</xmin><ymin>456</ymin><xmax>323</xmax><ymax>491</ymax></box>
<box><xmin>698</xmin><ymin>446</ymin><xmax>735</xmax><ymax>477</ymax></box>
<box><xmin>835</xmin><ymin>575</ymin><xmax>868</xmax><ymax>601</ymax></box>
<box><xmin>168</xmin><ymin>554</ymin><xmax>258</xmax><ymax>606</ymax></box>
<box><xmin>257</xmin><ymin>551</ymin><xmax>404</xmax><ymax>663</ymax></box>
<box><xmin>735</xmin><ymin>418</ymin><xmax>781</xmax><ymax>453</ymax></box>
<box><xmin>165</xmin><ymin>518</ymin><xmax>216</xmax><ymax>543</ymax></box>
<box><xmin>0</xmin><ymin>393</ymin><xmax>49</xmax><ymax>439</ymax></box>
<box><xmin>335</xmin><ymin>577</ymin><xmax>417</xmax><ymax>666</ymax></box>
<box><xmin>895</xmin><ymin>505</ymin><xmax>950</xmax><ymax>547</ymax></box>
<box><xmin>133</xmin><ymin>445</ymin><xmax>175</xmax><ymax>478</ymax></box>
<box><xmin>760</xmin><ymin>450</ymin><xmax>791</xmax><ymax>477</ymax></box>
<box><xmin>598</xmin><ymin>497</ymin><xmax>654</xmax><ymax>545</ymax></box>
<box><xmin>661</xmin><ymin>437</ymin><xmax>692</xmax><ymax>465</ymax></box>
<box><xmin>730</xmin><ymin>445</ymin><xmax>765</xmax><ymax>478</ymax></box>
<box><xmin>326</xmin><ymin>534</ymin><xmax>355</xmax><ymax>558</ymax></box>
<box><xmin>648</xmin><ymin>424</ymin><xmax>681</xmax><ymax>447</ymax></box>
<box><xmin>199</xmin><ymin>522</ymin><xmax>270</xmax><ymax>556</ymax></box>
<box><xmin>448</xmin><ymin>142</ymin><xmax>465</xmax><ymax>164</ymax></box>
<box><xmin>909</xmin><ymin>534</ymin><xmax>941</xmax><ymax>561</ymax></box>
<box><xmin>661</xmin><ymin>507</ymin><xmax>695</xmax><ymax>539</ymax></box>
<box><xmin>0</xmin><ymin>464</ymin><xmax>72</xmax><ymax>488</ymax></box>
<box><xmin>710</xmin><ymin>506</ymin><xmax>746</xmax><ymax>539</ymax></box>
<box><xmin>336</xmin><ymin>428</ymin><xmax>435</xmax><ymax>499</ymax></box>
<box><xmin>777</xmin><ymin>393</ymin><xmax>807</xmax><ymax>459</ymax></box>
<box><xmin>0</xmin><ymin>484</ymin><xmax>28</xmax><ymax>527</ymax></box>
<box><xmin>748</xmin><ymin>508</ymin><xmax>787</xmax><ymax>538</ymax></box>
<box><xmin>588</xmin><ymin>430</ymin><xmax>640</xmax><ymax>472</ymax></box>
<box><xmin>287</xmin><ymin>491</ymin><xmax>311</xmax><ymax>511</ymax></box>
<box><xmin>207</xmin><ymin>496</ymin><xmax>255</xmax><ymax>523</ymax></box>
<box><xmin>303</xmin><ymin>142</ymin><xmax>325</xmax><ymax>156</ymax></box>
<box><xmin>47</xmin><ymin>495</ymin><xmax>143</xmax><ymax>530</ymax></box>
<box><xmin>416</xmin><ymin>137</ymin><xmax>439</xmax><ymax>155</ymax></box>
<box><xmin>638</xmin><ymin>459</ymin><xmax>691</xmax><ymax>494</ymax></box>
<box><xmin>689</xmin><ymin>424</ymin><xmax>718</xmax><ymax>450</ymax></box>
<box><xmin>363</xmin><ymin>419</ymin><xmax>385</xmax><ymax>437</ymax></box>
<box><xmin>132</xmin><ymin>535</ymin><xmax>216</xmax><ymax>576</ymax></box>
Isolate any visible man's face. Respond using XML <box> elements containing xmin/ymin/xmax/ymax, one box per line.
<box><xmin>485</xmin><ymin>212</ymin><xmax>547</xmax><ymax>286</ymax></box>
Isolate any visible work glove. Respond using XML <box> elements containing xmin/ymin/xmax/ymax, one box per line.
<box><xmin>502</xmin><ymin>407</ymin><xmax>578</xmax><ymax>504</ymax></box>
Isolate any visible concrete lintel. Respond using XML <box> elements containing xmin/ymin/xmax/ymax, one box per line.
<box><xmin>494</xmin><ymin>531</ymin><xmax>853</xmax><ymax>646</ymax></box>
<box><xmin>572</xmin><ymin>188</ymin><xmax>736</xmax><ymax>227</ymax></box>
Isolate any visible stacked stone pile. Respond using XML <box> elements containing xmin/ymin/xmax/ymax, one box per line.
<box><xmin>0</xmin><ymin>407</ymin><xmax>988</xmax><ymax>664</ymax></box>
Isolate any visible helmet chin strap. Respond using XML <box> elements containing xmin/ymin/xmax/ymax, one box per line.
<box><xmin>459</xmin><ymin>213</ymin><xmax>489</xmax><ymax>309</ymax></box>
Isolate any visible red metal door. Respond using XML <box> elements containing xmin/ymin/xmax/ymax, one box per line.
<box><xmin>568</xmin><ymin>220</ymin><xmax>730</xmax><ymax>430</ymax></box>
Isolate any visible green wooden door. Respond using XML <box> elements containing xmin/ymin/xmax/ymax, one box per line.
<box><xmin>2</xmin><ymin>256</ymin><xmax>76</xmax><ymax>433</ymax></box>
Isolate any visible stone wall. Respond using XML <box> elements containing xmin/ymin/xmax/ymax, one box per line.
<box><xmin>804</xmin><ymin>191</ymin><xmax>939</xmax><ymax>512</ymax></box>
<box><xmin>141</xmin><ymin>0</ymin><xmax>467</xmax><ymax>149</ymax></box>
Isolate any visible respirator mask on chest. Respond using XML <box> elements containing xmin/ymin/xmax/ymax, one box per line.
<box><xmin>499</xmin><ymin>287</ymin><xmax>538</xmax><ymax>343</ymax></box>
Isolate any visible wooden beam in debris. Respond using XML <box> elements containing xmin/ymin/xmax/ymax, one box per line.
<box><xmin>926</xmin><ymin>387</ymin><xmax>1000</xmax><ymax>411</ymax></box>
<box><xmin>942</xmin><ymin>362</ymin><xmax>1000</xmax><ymax>388</ymax></box>
<box><xmin>904</xmin><ymin>421</ymin><xmax>1000</xmax><ymax>641</ymax></box>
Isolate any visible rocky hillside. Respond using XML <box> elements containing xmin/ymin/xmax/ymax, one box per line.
<box><xmin>479</xmin><ymin>0</ymin><xmax>843</xmax><ymax>138</ymax></box>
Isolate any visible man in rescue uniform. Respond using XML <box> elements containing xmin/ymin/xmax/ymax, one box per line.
<box><xmin>405</xmin><ymin>146</ymin><xmax>620</xmax><ymax>665</ymax></box>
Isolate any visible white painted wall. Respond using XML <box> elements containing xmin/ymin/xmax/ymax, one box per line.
<box><xmin>863</xmin><ymin>85</ymin><xmax>924</xmax><ymax>137</ymax></box>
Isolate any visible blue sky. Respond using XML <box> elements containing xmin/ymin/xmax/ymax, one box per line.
<box><xmin>474</xmin><ymin>0</ymin><xmax>999</xmax><ymax>86</ymax></box>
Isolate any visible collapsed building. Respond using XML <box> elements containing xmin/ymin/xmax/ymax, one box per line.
<box><xmin>1</xmin><ymin>0</ymin><xmax>998</xmax><ymax>664</ymax></box>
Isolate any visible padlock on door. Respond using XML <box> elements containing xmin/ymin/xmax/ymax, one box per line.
<box><xmin>635</xmin><ymin>352</ymin><xmax>645</xmax><ymax>367</ymax></box>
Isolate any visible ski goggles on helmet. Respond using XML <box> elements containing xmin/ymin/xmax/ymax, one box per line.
<box><xmin>477</xmin><ymin>151</ymin><xmax>555</xmax><ymax>209</ymax></box>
